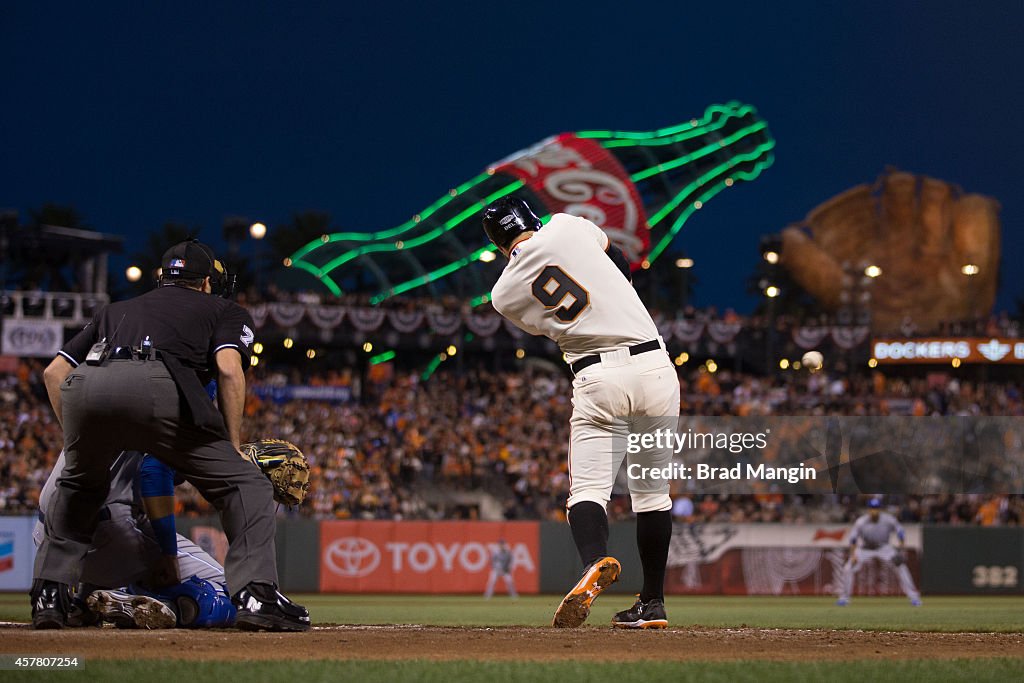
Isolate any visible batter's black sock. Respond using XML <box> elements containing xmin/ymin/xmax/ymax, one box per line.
<box><xmin>568</xmin><ymin>501</ymin><xmax>609</xmax><ymax>567</ymax></box>
<box><xmin>636</xmin><ymin>509</ymin><xmax>672</xmax><ymax>602</ymax></box>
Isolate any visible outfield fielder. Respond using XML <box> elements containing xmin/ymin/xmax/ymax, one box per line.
<box><xmin>483</xmin><ymin>539</ymin><xmax>518</xmax><ymax>599</ymax></box>
<box><xmin>837</xmin><ymin>498</ymin><xmax>921</xmax><ymax>606</ymax></box>
<box><xmin>484</xmin><ymin>196</ymin><xmax>679</xmax><ymax>629</ymax></box>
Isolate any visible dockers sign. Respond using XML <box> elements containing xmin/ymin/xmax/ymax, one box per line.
<box><xmin>872</xmin><ymin>338</ymin><xmax>1024</xmax><ymax>364</ymax></box>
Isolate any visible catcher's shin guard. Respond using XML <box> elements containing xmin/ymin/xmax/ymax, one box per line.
<box><xmin>552</xmin><ymin>556</ymin><xmax>620</xmax><ymax>628</ymax></box>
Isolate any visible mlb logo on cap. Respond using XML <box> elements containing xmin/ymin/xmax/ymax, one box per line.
<box><xmin>170</xmin><ymin>258</ymin><xmax>186</xmax><ymax>268</ymax></box>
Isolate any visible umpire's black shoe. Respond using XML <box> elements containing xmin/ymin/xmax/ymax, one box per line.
<box><xmin>234</xmin><ymin>582</ymin><xmax>310</xmax><ymax>632</ymax></box>
<box><xmin>30</xmin><ymin>580</ymin><xmax>71</xmax><ymax>630</ymax></box>
<box><xmin>611</xmin><ymin>595</ymin><xmax>669</xmax><ymax>629</ymax></box>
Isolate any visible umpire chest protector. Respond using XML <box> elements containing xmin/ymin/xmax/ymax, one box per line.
<box><xmin>60</xmin><ymin>285</ymin><xmax>256</xmax><ymax>438</ymax></box>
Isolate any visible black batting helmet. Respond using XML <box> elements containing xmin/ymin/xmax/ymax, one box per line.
<box><xmin>482</xmin><ymin>196</ymin><xmax>542</xmax><ymax>252</ymax></box>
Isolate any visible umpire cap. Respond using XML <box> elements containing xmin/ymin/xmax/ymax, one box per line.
<box><xmin>482</xmin><ymin>196</ymin><xmax>542</xmax><ymax>253</ymax></box>
<box><xmin>161</xmin><ymin>239</ymin><xmax>233</xmax><ymax>296</ymax></box>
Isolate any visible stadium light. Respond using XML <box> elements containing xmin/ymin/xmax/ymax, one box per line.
<box><xmin>705</xmin><ymin>359</ymin><xmax>718</xmax><ymax>373</ymax></box>
<box><xmin>952</xmin><ymin>357</ymin><xmax>962</xmax><ymax>368</ymax></box>
<box><xmin>864</xmin><ymin>265</ymin><xmax>882</xmax><ymax>278</ymax></box>
<box><xmin>868</xmin><ymin>358</ymin><xmax>878</xmax><ymax>368</ymax></box>
<box><xmin>675</xmin><ymin>258</ymin><xmax>694</xmax><ymax>269</ymax></box>
<box><xmin>763</xmin><ymin>251</ymin><xmax>779</xmax><ymax>265</ymax></box>
<box><xmin>125</xmin><ymin>266</ymin><xmax>142</xmax><ymax>282</ymax></box>
<box><xmin>779</xmin><ymin>358</ymin><xmax>789</xmax><ymax>369</ymax></box>
<box><xmin>306</xmin><ymin>349</ymin><xmax>316</xmax><ymax>359</ymax></box>
<box><xmin>283</xmin><ymin>338</ymin><xmax>294</xmax><ymax>349</ymax></box>
<box><xmin>253</xmin><ymin>342</ymin><xmax>264</xmax><ymax>355</ymax></box>
<box><xmin>478</xmin><ymin>251</ymin><xmax>497</xmax><ymax>263</ymax></box>
<box><xmin>362</xmin><ymin>342</ymin><xmax>373</xmax><ymax>352</ymax></box>
<box><xmin>764</xmin><ymin>285</ymin><xmax>780</xmax><ymax>298</ymax></box>
<box><xmin>515</xmin><ymin>348</ymin><xmax>525</xmax><ymax>359</ymax></box>
<box><xmin>446</xmin><ymin>345</ymin><xmax>457</xmax><ymax>356</ymax></box>
<box><xmin>249</xmin><ymin>222</ymin><xmax>267</xmax><ymax>240</ymax></box>
<box><xmin>250</xmin><ymin>356</ymin><xmax>259</xmax><ymax>367</ymax></box>
<box><xmin>961</xmin><ymin>264</ymin><xmax>980</xmax><ymax>276</ymax></box>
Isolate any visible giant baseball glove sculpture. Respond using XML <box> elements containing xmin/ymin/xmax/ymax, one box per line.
<box><xmin>780</xmin><ymin>169</ymin><xmax>1000</xmax><ymax>333</ymax></box>
<box><xmin>241</xmin><ymin>439</ymin><xmax>311</xmax><ymax>507</ymax></box>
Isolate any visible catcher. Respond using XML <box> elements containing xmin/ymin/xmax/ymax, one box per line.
<box><xmin>33</xmin><ymin>440</ymin><xmax>309</xmax><ymax>628</ymax></box>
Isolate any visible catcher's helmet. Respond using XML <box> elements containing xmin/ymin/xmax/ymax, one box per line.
<box><xmin>482</xmin><ymin>196</ymin><xmax>542</xmax><ymax>252</ymax></box>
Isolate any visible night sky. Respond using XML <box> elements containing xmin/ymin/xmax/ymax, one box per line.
<box><xmin>3</xmin><ymin>1</ymin><xmax>1022</xmax><ymax>311</ymax></box>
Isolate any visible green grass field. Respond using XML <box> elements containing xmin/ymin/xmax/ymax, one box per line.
<box><xmin>4</xmin><ymin>659</ymin><xmax>1024</xmax><ymax>683</ymax></box>
<box><xmin>2</xmin><ymin>594</ymin><xmax>1023</xmax><ymax>682</ymax></box>
<box><xmin>5</xmin><ymin>593</ymin><xmax>1024</xmax><ymax>632</ymax></box>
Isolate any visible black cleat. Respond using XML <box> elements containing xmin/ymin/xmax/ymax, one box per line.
<box><xmin>233</xmin><ymin>583</ymin><xmax>310</xmax><ymax>632</ymax></box>
<box><xmin>612</xmin><ymin>595</ymin><xmax>669</xmax><ymax>629</ymax></box>
<box><xmin>30</xmin><ymin>581</ymin><xmax>70</xmax><ymax>630</ymax></box>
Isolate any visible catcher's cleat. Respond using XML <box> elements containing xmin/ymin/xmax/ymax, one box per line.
<box><xmin>611</xmin><ymin>596</ymin><xmax>668</xmax><ymax>629</ymax></box>
<box><xmin>30</xmin><ymin>581</ymin><xmax>70</xmax><ymax>630</ymax></box>
<box><xmin>552</xmin><ymin>556</ymin><xmax>621</xmax><ymax>628</ymax></box>
<box><xmin>86</xmin><ymin>589</ymin><xmax>177</xmax><ymax>629</ymax></box>
<box><xmin>234</xmin><ymin>583</ymin><xmax>310</xmax><ymax>632</ymax></box>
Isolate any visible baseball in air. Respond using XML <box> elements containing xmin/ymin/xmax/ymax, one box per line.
<box><xmin>801</xmin><ymin>350</ymin><xmax>824</xmax><ymax>370</ymax></box>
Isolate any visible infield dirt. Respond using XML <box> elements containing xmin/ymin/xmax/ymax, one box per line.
<box><xmin>2</xmin><ymin>625</ymin><xmax>1023</xmax><ymax>662</ymax></box>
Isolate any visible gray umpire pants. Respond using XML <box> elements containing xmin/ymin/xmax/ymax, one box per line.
<box><xmin>33</xmin><ymin>359</ymin><xmax>278</xmax><ymax>595</ymax></box>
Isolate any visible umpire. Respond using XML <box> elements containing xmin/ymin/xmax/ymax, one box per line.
<box><xmin>31</xmin><ymin>239</ymin><xmax>309</xmax><ymax>632</ymax></box>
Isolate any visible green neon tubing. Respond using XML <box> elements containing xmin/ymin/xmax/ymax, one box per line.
<box><xmin>370</xmin><ymin>214</ymin><xmax>551</xmax><ymax>304</ymax></box>
<box><xmin>576</xmin><ymin>101</ymin><xmax>747</xmax><ymax>140</ymax></box>
<box><xmin>369</xmin><ymin>350</ymin><xmax>396</xmax><ymax>365</ymax></box>
<box><xmin>647</xmin><ymin>136</ymin><xmax>775</xmax><ymax>227</ymax></box>
<box><xmin>601</xmin><ymin>105</ymin><xmax>758</xmax><ymax>149</ymax></box>
<box><xmin>290</xmin><ymin>258</ymin><xmax>342</xmax><ymax>296</ymax></box>
<box><xmin>421</xmin><ymin>354</ymin><xmax>443</xmax><ymax>381</ymax></box>
<box><xmin>290</xmin><ymin>172</ymin><xmax>492</xmax><ymax>261</ymax></box>
<box><xmin>647</xmin><ymin>151</ymin><xmax>776</xmax><ymax>263</ymax></box>
<box><xmin>630</xmin><ymin>121</ymin><xmax>768</xmax><ymax>184</ymax></box>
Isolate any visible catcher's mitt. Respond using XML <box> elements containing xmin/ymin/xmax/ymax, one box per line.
<box><xmin>241</xmin><ymin>439</ymin><xmax>311</xmax><ymax>507</ymax></box>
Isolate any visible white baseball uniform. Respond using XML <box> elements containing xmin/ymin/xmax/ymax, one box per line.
<box><xmin>491</xmin><ymin>213</ymin><xmax>680</xmax><ymax>513</ymax></box>
<box><xmin>838</xmin><ymin>511</ymin><xmax>920</xmax><ymax>602</ymax></box>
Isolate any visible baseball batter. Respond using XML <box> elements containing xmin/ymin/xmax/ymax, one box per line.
<box><xmin>837</xmin><ymin>498</ymin><xmax>921</xmax><ymax>606</ymax></box>
<box><xmin>484</xmin><ymin>196</ymin><xmax>679</xmax><ymax>629</ymax></box>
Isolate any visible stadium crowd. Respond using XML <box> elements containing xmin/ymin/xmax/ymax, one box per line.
<box><xmin>3</xmin><ymin>356</ymin><xmax>1024</xmax><ymax>524</ymax></box>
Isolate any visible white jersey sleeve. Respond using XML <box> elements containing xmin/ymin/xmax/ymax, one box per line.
<box><xmin>490</xmin><ymin>213</ymin><xmax>659</xmax><ymax>364</ymax></box>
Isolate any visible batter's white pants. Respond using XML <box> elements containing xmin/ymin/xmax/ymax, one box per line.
<box><xmin>838</xmin><ymin>545</ymin><xmax>920</xmax><ymax>602</ymax></box>
<box><xmin>566</xmin><ymin>344</ymin><xmax>680</xmax><ymax>513</ymax></box>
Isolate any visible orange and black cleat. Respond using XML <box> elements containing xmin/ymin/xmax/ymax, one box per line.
<box><xmin>552</xmin><ymin>556</ymin><xmax>621</xmax><ymax>628</ymax></box>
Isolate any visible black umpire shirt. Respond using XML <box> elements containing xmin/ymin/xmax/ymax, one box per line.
<box><xmin>59</xmin><ymin>285</ymin><xmax>255</xmax><ymax>437</ymax></box>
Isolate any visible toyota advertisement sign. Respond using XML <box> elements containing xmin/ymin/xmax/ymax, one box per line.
<box><xmin>320</xmin><ymin>521</ymin><xmax>539</xmax><ymax>593</ymax></box>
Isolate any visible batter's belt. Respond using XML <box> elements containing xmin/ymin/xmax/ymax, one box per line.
<box><xmin>569</xmin><ymin>339</ymin><xmax>662</xmax><ymax>377</ymax></box>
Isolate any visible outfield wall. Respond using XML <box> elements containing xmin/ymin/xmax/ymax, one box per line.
<box><xmin>1</xmin><ymin>516</ymin><xmax>1021</xmax><ymax>595</ymax></box>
